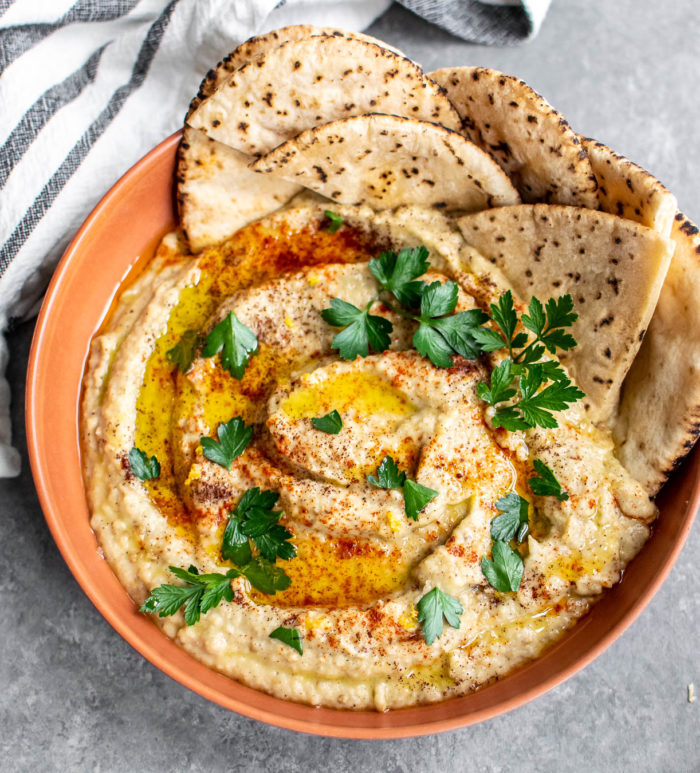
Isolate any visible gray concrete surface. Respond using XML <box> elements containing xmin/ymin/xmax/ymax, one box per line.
<box><xmin>2</xmin><ymin>1</ymin><xmax>699</xmax><ymax>770</ymax></box>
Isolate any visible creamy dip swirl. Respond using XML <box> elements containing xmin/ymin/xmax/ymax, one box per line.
<box><xmin>82</xmin><ymin>200</ymin><xmax>655</xmax><ymax>710</ymax></box>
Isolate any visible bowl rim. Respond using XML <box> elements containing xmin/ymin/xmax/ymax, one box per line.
<box><xmin>25</xmin><ymin>130</ymin><xmax>700</xmax><ymax>739</ymax></box>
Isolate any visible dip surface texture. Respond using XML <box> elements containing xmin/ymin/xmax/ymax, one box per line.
<box><xmin>82</xmin><ymin>202</ymin><xmax>655</xmax><ymax>710</ymax></box>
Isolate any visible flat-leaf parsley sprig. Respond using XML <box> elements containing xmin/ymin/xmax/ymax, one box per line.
<box><xmin>367</xmin><ymin>455</ymin><xmax>438</xmax><ymax>521</ymax></box>
<box><xmin>321</xmin><ymin>245</ymin><xmax>487</xmax><ymax>367</ymax></box>
<box><xmin>481</xmin><ymin>461</ymin><xmax>570</xmax><ymax>593</ymax></box>
<box><xmin>473</xmin><ymin>291</ymin><xmax>585</xmax><ymax>431</ymax></box>
<box><xmin>141</xmin><ymin>487</ymin><xmax>296</xmax><ymax>626</ymax></box>
<box><xmin>140</xmin><ymin>559</ymin><xmax>291</xmax><ymax>627</ymax></box>
<box><xmin>221</xmin><ymin>487</ymin><xmax>296</xmax><ymax>565</ymax></box>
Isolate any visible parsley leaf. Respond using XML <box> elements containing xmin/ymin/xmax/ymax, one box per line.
<box><xmin>242</xmin><ymin>555</ymin><xmax>291</xmax><ymax>595</ymax></box>
<box><xmin>367</xmin><ymin>457</ymin><xmax>438</xmax><ymax>520</ymax></box>
<box><xmin>200</xmin><ymin>416</ymin><xmax>253</xmax><ymax>469</ymax></box>
<box><xmin>416</xmin><ymin>586</ymin><xmax>463</xmax><ymax>645</ymax></box>
<box><xmin>472</xmin><ymin>325</ymin><xmax>509</xmax><ymax>353</ymax></box>
<box><xmin>321</xmin><ymin>298</ymin><xmax>393</xmax><ymax>360</ymax></box>
<box><xmin>521</xmin><ymin>295</ymin><xmax>578</xmax><ymax>353</ymax></box>
<box><xmin>413</xmin><ymin>323</ymin><xmax>455</xmax><ymax>369</ymax></box>
<box><xmin>367</xmin><ymin>455</ymin><xmax>406</xmax><ymax>489</ymax></box>
<box><xmin>419</xmin><ymin>280</ymin><xmax>458</xmax><ymax>318</ymax></box>
<box><xmin>223</xmin><ymin>487</ymin><xmax>296</xmax><ymax>564</ymax></box>
<box><xmin>369</xmin><ymin>246</ymin><xmax>429</xmax><ymax>307</ymax></box>
<box><xmin>413</xmin><ymin>281</ymin><xmax>486</xmax><ymax>368</ymax></box>
<box><xmin>430</xmin><ymin>309</ymin><xmax>488</xmax><ymax>360</ymax></box>
<box><xmin>489</xmin><ymin>290</ymin><xmax>526</xmax><ymax>352</ymax></box>
<box><xmin>324</xmin><ymin>210</ymin><xmax>343</xmax><ymax>234</ymax></box>
<box><xmin>269</xmin><ymin>626</ymin><xmax>303</xmax><ymax>655</ymax></box>
<box><xmin>493</xmin><ymin>366</ymin><xmax>585</xmax><ymax>430</ymax></box>
<box><xmin>476</xmin><ymin>359</ymin><xmax>516</xmax><ymax>406</ymax></box>
<box><xmin>481</xmin><ymin>541</ymin><xmax>524</xmax><ymax>593</ymax></box>
<box><xmin>404</xmin><ymin>480</ymin><xmax>439</xmax><ymax>521</ymax></box>
<box><xmin>221</xmin><ymin>509</ymin><xmax>251</xmax><ymax>566</ymax></box>
<box><xmin>128</xmin><ymin>447</ymin><xmax>160</xmax><ymax>481</ymax></box>
<box><xmin>490</xmin><ymin>492</ymin><xmax>530</xmax><ymax>543</ymax></box>
<box><xmin>529</xmin><ymin>459</ymin><xmax>569</xmax><ymax>501</ymax></box>
<box><xmin>166</xmin><ymin>329</ymin><xmax>200</xmax><ymax>373</ymax></box>
<box><xmin>140</xmin><ymin>565</ymin><xmax>236</xmax><ymax>626</ymax></box>
<box><xmin>202</xmin><ymin>311</ymin><xmax>258</xmax><ymax>379</ymax></box>
<box><xmin>311</xmin><ymin>410</ymin><xmax>343</xmax><ymax>434</ymax></box>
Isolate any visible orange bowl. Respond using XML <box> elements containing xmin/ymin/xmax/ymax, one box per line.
<box><xmin>26</xmin><ymin>131</ymin><xmax>700</xmax><ymax>738</ymax></box>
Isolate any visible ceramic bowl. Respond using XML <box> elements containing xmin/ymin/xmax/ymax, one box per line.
<box><xmin>25</xmin><ymin>131</ymin><xmax>700</xmax><ymax>738</ymax></box>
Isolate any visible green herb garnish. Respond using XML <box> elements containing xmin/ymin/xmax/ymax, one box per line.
<box><xmin>269</xmin><ymin>626</ymin><xmax>303</xmax><ymax>655</ymax></box>
<box><xmin>416</xmin><ymin>586</ymin><xmax>463</xmax><ymax>645</ymax></box>
<box><xmin>324</xmin><ymin>210</ymin><xmax>343</xmax><ymax>234</ymax></box>
<box><xmin>481</xmin><ymin>541</ymin><xmax>524</xmax><ymax>593</ymax></box>
<box><xmin>322</xmin><ymin>246</ymin><xmax>486</xmax><ymax>368</ymax></box>
<box><xmin>474</xmin><ymin>291</ymin><xmax>584</xmax><ymax>430</ymax></box>
<box><xmin>369</xmin><ymin>246</ymin><xmax>429</xmax><ymax>307</ymax></box>
<box><xmin>490</xmin><ymin>492</ymin><xmax>530</xmax><ymax>543</ymax></box>
<box><xmin>200</xmin><ymin>416</ymin><xmax>253</xmax><ymax>469</ymax></box>
<box><xmin>166</xmin><ymin>329</ymin><xmax>200</xmax><ymax>373</ymax></box>
<box><xmin>140</xmin><ymin>565</ymin><xmax>234</xmax><ymax>626</ymax></box>
<box><xmin>367</xmin><ymin>455</ymin><xmax>406</xmax><ymax>489</ymax></box>
<box><xmin>128</xmin><ymin>447</ymin><xmax>160</xmax><ymax>481</ymax></box>
<box><xmin>367</xmin><ymin>455</ymin><xmax>438</xmax><ymax>521</ymax></box>
<box><xmin>202</xmin><ymin>310</ymin><xmax>258</xmax><ymax>379</ymax></box>
<box><xmin>311</xmin><ymin>410</ymin><xmax>343</xmax><ymax>434</ymax></box>
<box><xmin>403</xmin><ymin>479</ymin><xmax>439</xmax><ymax>521</ymax></box>
<box><xmin>140</xmin><ymin>557</ymin><xmax>292</xmax><ymax>626</ymax></box>
<box><xmin>413</xmin><ymin>281</ymin><xmax>488</xmax><ymax>368</ymax></box>
<box><xmin>320</xmin><ymin>298</ymin><xmax>393</xmax><ymax>360</ymax></box>
<box><xmin>222</xmin><ymin>487</ymin><xmax>296</xmax><ymax>565</ymax></box>
<box><xmin>529</xmin><ymin>459</ymin><xmax>569</xmax><ymax>501</ymax></box>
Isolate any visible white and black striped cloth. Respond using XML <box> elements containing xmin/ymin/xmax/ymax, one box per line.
<box><xmin>0</xmin><ymin>0</ymin><xmax>551</xmax><ymax>477</ymax></box>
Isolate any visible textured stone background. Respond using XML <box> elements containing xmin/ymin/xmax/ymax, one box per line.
<box><xmin>2</xmin><ymin>1</ymin><xmax>699</xmax><ymax>770</ymax></box>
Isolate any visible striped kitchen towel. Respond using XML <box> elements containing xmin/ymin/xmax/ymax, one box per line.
<box><xmin>0</xmin><ymin>0</ymin><xmax>551</xmax><ymax>477</ymax></box>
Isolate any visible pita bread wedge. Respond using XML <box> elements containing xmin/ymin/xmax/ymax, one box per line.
<box><xmin>187</xmin><ymin>26</ymin><xmax>406</xmax><ymax>116</ymax></box>
<box><xmin>456</xmin><ymin>205</ymin><xmax>674</xmax><ymax>423</ymax></box>
<box><xmin>583</xmin><ymin>139</ymin><xmax>677</xmax><ymax>237</ymax></box>
<box><xmin>614</xmin><ymin>213</ymin><xmax>700</xmax><ymax>494</ymax></box>
<box><xmin>176</xmin><ymin>130</ymin><xmax>301</xmax><ymax>252</ymax></box>
<box><xmin>179</xmin><ymin>27</ymin><xmax>331</xmax><ymax>251</ymax></box>
<box><xmin>251</xmin><ymin>114</ymin><xmax>520</xmax><ymax>211</ymax></box>
<box><xmin>188</xmin><ymin>36</ymin><xmax>462</xmax><ymax>157</ymax></box>
<box><xmin>430</xmin><ymin>67</ymin><xmax>599</xmax><ymax>209</ymax></box>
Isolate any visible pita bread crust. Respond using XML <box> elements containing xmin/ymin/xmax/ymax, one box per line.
<box><xmin>251</xmin><ymin>114</ymin><xmax>520</xmax><ymax>212</ymax></box>
<box><xmin>614</xmin><ymin>213</ymin><xmax>700</xmax><ymax>494</ymax></box>
<box><xmin>583</xmin><ymin>138</ymin><xmax>677</xmax><ymax>237</ymax></box>
<box><xmin>186</xmin><ymin>26</ymin><xmax>405</xmax><ymax>119</ymax></box>
<box><xmin>188</xmin><ymin>36</ymin><xmax>462</xmax><ymax>157</ymax></box>
<box><xmin>456</xmin><ymin>205</ymin><xmax>674</xmax><ymax>424</ymax></box>
<box><xmin>177</xmin><ymin>127</ymin><xmax>302</xmax><ymax>253</ymax></box>
<box><xmin>430</xmin><ymin>67</ymin><xmax>599</xmax><ymax>209</ymax></box>
<box><xmin>178</xmin><ymin>27</ymin><xmax>329</xmax><ymax>251</ymax></box>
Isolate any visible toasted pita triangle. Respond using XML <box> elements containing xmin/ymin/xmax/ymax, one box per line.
<box><xmin>178</xmin><ymin>27</ymin><xmax>339</xmax><ymax>251</ymax></box>
<box><xmin>582</xmin><ymin>139</ymin><xmax>677</xmax><ymax>237</ymax></box>
<box><xmin>176</xmin><ymin>128</ymin><xmax>301</xmax><ymax>252</ymax></box>
<box><xmin>430</xmin><ymin>67</ymin><xmax>599</xmax><ymax>209</ymax></box>
<box><xmin>251</xmin><ymin>114</ymin><xmax>520</xmax><ymax>211</ymax></box>
<box><xmin>188</xmin><ymin>35</ymin><xmax>461</xmax><ymax>157</ymax></box>
<box><xmin>187</xmin><ymin>26</ymin><xmax>406</xmax><ymax>118</ymax></box>
<box><xmin>614</xmin><ymin>213</ymin><xmax>700</xmax><ymax>493</ymax></box>
<box><xmin>456</xmin><ymin>205</ymin><xmax>674</xmax><ymax>423</ymax></box>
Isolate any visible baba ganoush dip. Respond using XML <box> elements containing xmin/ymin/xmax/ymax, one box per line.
<box><xmin>81</xmin><ymin>200</ymin><xmax>655</xmax><ymax>711</ymax></box>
